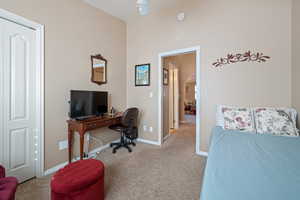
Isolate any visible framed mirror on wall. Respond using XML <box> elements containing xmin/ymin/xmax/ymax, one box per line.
<box><xmin>91</xmin><ymin>54</ymin><xmax>107</xmax><ymax>85</ymax></box>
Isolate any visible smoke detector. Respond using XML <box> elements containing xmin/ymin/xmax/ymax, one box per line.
<box><xmin>177</xmin><ymin>12</ymin><xmax>185</xmax><ymax>21</ymax></box>
<box><xmin>136</xmin><ymin>0</ymin><xmax>149</xmax><ymax>16</ymax></box>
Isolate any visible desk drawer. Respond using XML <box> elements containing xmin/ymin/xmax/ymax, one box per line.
<box><xmin>85</xmin><ymin>120</ymin><xmax>113</xmax><ymax>130</ymax></box>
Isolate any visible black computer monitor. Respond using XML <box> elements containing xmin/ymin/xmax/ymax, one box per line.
<box><xmin>70</xmin><ymin>90</ymin><xmax>108</xmax><ymax>119</ymax></box>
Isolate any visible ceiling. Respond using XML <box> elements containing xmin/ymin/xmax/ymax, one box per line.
<box><xmin>83</xmin><ymin>0</ymin><xmax>181</xmax><ymax>22</ymax></box>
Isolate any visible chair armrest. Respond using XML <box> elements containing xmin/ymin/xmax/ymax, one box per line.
<box><xmin>0</xmin><ymin>165</ymin><xmax>5</xmax><ymax>178</ymax></box>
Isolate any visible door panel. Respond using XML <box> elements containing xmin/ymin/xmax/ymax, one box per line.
<box><xmin>10</xmin><ymin>34</ymin><xmax>29</xmax><ymax>121</ymax></box>
<box><xmin>9</xmin><ymin>128</ymin><xmax>28</xmax><ymax>169</ymax></box>
<box><xmin>0</xmin><ymin>18</ymin><xmax>36</xmax><ymax>182</ymax></box>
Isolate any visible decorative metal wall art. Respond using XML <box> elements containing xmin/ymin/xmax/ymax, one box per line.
<box><xmin>213</xmin><ymin>51</ymin><xmax>271</xmax><ymax>67</ymax></box>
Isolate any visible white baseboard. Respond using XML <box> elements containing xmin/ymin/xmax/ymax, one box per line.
<box><xmin>44</xmin><ymin>139</ymin><xmax>120</xmax><ymax>176</ymax></box>
<box><xmin>197</xmin><ymin>151</ymin><xmax>208</xmax><ymax>157</ymax></box>
<box><xmin>44</xmin><ymin>161</ymin><xmax>69</xmax><ymax>176</ymax></box>
<box><xmin>88</xmin><ymin>139</ymin><xmax>119</xmax><ymax>156</ymax></box>
<box><xmin>163</xmin><ymin>134</ymin><xmax>171</xmax><ymax>141</ymax></box>
<box><xmin>137</xmin><ymin>138</ymin><xmax>160</xmax><ymax>146</ymax></box>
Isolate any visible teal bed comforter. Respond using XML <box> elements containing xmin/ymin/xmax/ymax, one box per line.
<box><xmin>200</xmin><ymin>126</ymin><xmax>300</xmax><ymax>200</ymax></box>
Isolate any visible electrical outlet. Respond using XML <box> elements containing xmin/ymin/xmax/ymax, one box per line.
<box><xmin>143</xmin><ymin>125</ymin><xmax>147</xmax><ymax>131</ymax></box>
<box><xmin>149</xmin><ymin>126</ymin><xmax>153</xmax><ymax>132</ymax></box>
<box><xmin>59</xmin><ymin>140</ymin><xmax>68</xmax><ymax>150</ymax></box>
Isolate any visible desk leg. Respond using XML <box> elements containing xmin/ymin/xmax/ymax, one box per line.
<box><xmin>79</xmin><ymin>131</ymin><xmax>85</xmax><ymax>160</ymax></box>
<box><xmin>68</xmin><ymin>127</ymin><xmax>74</xmax><ymax>163</ymax></box>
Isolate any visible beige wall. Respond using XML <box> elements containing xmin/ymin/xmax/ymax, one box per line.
<box><xmin>1</xmin><ymin>0</ymin><xmax>294</xmax><ymax>169</ymax></box>
<box><xmin>127</xmin><ymin>0</ymin><xmax>292</xmax><ymax>151</ymax></box>
<box><xmin>292</xmin><ymin>0</ymin><xmax>300</xmax><ymax>126</ymax></box>
<box><xmin>2</xmin><ymin>0</ymin><xmax>127</xmax><ymax>169</ymax></box>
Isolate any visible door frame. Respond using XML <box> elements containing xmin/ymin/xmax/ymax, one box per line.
<box><xmin>0</xmin><ymin>9</ymin><xmax>45</xmax><ymax>177</ymax></box>
<box><xmin>158</xmin><ymin>46</ymin><xmax>201</xmax><ymax>155</ymax></box>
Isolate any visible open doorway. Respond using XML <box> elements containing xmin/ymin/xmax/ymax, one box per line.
<box><xmin>163</xmin><ymin>52</ymin><xmax>196</xmax><ymax>133</ymax></box>
<box><xmin>158</xmin><ymin>46</ymin><xmax>201</xmax><ymax>155</ymax></box>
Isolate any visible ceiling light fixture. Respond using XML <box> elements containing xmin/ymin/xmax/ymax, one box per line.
<box><xmin>136</xmin><ymin>0</ymin><xmax>149</xmax><ymax>16</ymax></box>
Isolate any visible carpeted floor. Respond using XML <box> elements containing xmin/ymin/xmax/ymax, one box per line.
<box><xmin>16</xmin><ymin>123</ymin><xmax>206</xmax><ymax>200</ymax></box>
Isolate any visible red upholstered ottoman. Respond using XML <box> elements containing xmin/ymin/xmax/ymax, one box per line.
<box><xmin>0</xmin><ymin>177</ymin><xmax>18</xmax><ymax>200</ymax></box>
<box><xmin>51</xmin><ymin>159</ymin><xmax>104</xmax><ymax>200</ymax></box>
<box><xmin>0</xmin><ymin>165</ymin><xmax>18</xmax><ymax>200</ymax></box>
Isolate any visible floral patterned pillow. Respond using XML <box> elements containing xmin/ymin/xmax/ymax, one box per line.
<box><xmin>254</xmin><ymin>108</ymin><xmax>299</xmax><ymax>137</ymax></box>
<box><xmin>222</xmin><ymin>107</ymin><xmax>255</xmax><ymax>132</ymax></box>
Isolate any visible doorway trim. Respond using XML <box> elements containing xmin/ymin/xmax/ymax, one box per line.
<box><xmin>158</xmin><ymin>46</ymin><xmax>201</xmax><ymax>155</ymax></box>
<box><xmin>0</xmin><ymin>9</ymin><xmax>45</xmax><ymax>177</ymax></box>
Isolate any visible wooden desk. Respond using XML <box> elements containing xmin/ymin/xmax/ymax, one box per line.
<box><xmin>67</xmin><ymin>114</ymin><xmax>122</xmax><ymax>163</ymax></box>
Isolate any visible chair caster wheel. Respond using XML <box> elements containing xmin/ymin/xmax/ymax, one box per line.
<box><xmin>128</xmin><ymin>149</ymin><xmax>132</xmax><ymax>153</ymax></box>
<box><xmin>112</xmin><ymin>150</ymin><xmax>116</xmax><ymax>154</ymax></box>
<box><xmin>132</xmin><ymin>143</ymin><xmax>136</xmax><ymax>147</ymax></box>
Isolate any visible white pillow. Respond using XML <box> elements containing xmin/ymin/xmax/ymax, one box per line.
<box><xmin>253</xmin><ymin>108</ymin><xmax>299</xmax><ymax>137</ymax></box>
<box><xmin>285</xmin><ymin>108</ymin><xmax>298</xmax><ymax>127</ymax></box>
<box><xmin>222</xmin><ymin>106</ymin><xmax>255</xmax><ymax>132</ymax></box>
<box><xmin>217</xmin><ymin>105</ymin><xmax>298</xmax><ymax>127</ymax></box>
<box><xmin>216</xmin><ymin>105</ymin><xmax>255</xmax><ymax>131</ymax></box>
<box><xmin>253</xmin><ymin>107</ymin><xmax>298</xmax><ymax>127</ymax></box>
<box><xmin>216</xmin><ymin>105</ymin><xmax>225</xmax><ymax>127</ymax></box>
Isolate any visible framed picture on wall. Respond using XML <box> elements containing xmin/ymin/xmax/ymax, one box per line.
<box><xmin>135</xmin><ymin>64</ymin><xmax>150</xmax><ymax>86</ymax></box>
<box><xmin>163</xmin><ymin>68</ymin><xmax>169</xmax><ymax>85</ymax></box>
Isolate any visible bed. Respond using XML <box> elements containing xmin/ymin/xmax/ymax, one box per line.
<box><xmin>200</xmin><ymin>126</ymin><xmax>300</xmax><ymax>200</ymax></box>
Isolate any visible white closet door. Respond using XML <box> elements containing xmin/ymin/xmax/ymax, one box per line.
<box><xmin>0</xmin><ymin>18</ymin><xmax>4</xmax><ymax>168</ymax></box>
<box><xmin>169</xmin><ymin>69</ymin><xmax>174</xmax><ymax>129</ymax></box>
<box><xmin>0</xmin><ymin>18</ymin><xmax>37</xmax><ymax>182</ymax></box>
<box><xmin>168</xmin><ymin>68</ymin><xmax>179</xmax><ymax>130</ymax></box>
<box><xmin>173</xmin><ymin>69</ymin><xmax>179</xmax><ymax>129</ymax></box>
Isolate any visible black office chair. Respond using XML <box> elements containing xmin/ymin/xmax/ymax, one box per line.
<box><xmin>109</xmin><ymin>108</ymin><xmax>139</xmax><ymax>153</ymax></box>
